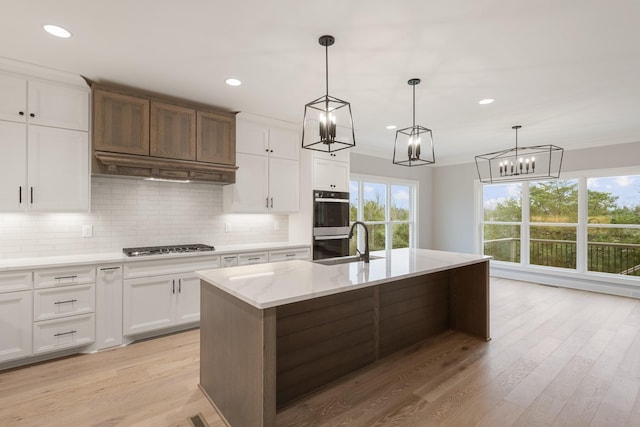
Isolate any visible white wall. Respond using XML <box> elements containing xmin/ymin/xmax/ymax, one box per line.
<box><xmin>432</xmin><ymin>140</ymin><xmax>640</xmax><ymax>254</ymax></box>
<box><xmin>0</xmin><ymin>176</ymin><xmax>288</xmax><ymax>259</ymax></box>
<box><xmin>349</xmin><ymin>152</ymin><xmax>434</xmax><ymax>249</ymax></box>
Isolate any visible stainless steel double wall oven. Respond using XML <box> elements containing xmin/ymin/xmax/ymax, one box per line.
<box><xmin>312</xmin><ymin>190</ymin><xmax>350</xmax><ymax>260</ymax></box>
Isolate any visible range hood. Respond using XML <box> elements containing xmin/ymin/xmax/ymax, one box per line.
<box><xmin>90</xmin><ymin>82</ymin><xmax>237</xmax><ymax>184</ymax></box>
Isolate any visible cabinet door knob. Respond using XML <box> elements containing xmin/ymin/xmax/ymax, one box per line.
<box><xmin>29</xmin><ymin>113</ymin><xmax>35</xmax><ymax>118</ymax></box>
<box><xmin>18</xmin><ymin>111</ymin><xmax>25</xmax><ymax>116</ymax></box>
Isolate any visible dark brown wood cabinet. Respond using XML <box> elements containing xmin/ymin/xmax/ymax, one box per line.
<box><xmin>93</xmin><ymin>89</ymin><xmax>150</xmax><ymax>156</ymax></box>
<box><xmin>91</xmin><ymin>84</ymin><xmax>237</xmax><ymax>184</ymax></box>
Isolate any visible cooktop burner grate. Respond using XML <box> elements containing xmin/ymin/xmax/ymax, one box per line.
<box><xmin>123</xmin><ymin>244</ymin><xmax>215</xmax><ymax>257</ymax></box>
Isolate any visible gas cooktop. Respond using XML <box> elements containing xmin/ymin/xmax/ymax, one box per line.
<box><xmin>123</xmin><ymin>244</ymin><xmax>215</xmax><ymax>257</ymax></box>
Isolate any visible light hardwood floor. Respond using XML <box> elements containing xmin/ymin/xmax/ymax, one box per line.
<box><xmin>1</xmin><ymin>277</ymin><xmax>640</xmax><ymax>426</ymax></box>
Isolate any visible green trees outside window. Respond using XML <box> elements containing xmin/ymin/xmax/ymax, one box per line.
<box><xmin>482</xmin><ymin>174</ymin><xmax>640</xmax><ymax>277</ymax></box>
<box><xmin>350</xmin><ymin>177</ymin><xmax>415</xmax><ymax>254</ymax></box>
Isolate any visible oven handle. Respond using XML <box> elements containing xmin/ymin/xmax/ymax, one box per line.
<box><xmin>314</xmin><ymin>235</ymin><xmax>350</xmax><ymax>240</ymax></box>
<box><xmin>314</xmin><ymin>198</ymin><xmax>350</xmax><ymax>203</ymax></box>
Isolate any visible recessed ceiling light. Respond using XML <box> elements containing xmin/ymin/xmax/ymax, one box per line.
<box><xmin>225</xmin><ymin>78</ymin><xmax>242</xmax><ymax>87</ymax></box>
<box><xmin>386</xmin><ymin>125</ymin><xmax>397</xmax><ymax>130</ymax></box>
<box><xmin>43</xmin><ymin>24</ymin><xmax>72</xmax><ymax>38</ymax></box>
<box><xmin>478</xmin><ymin>98</ymin><xmax>494</xmax><ymax>105</ymax></box>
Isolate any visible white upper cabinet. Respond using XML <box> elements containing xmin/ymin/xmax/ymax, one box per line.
<box><xmin>0</xmin><ymin>73</ymin><xmax>27</xmax><ymax>123</ymax></box>
<box><xmin>27</xmin><ymin>126</ymin><xmax>90</xmax><ymax>211</ymax></box>
<box><xmin>0</xmin><ymin>73</ymin><xmax>88</xmax><ymax>131</ymax></box>
<box><xmin>224</xmin><ymin>113</ymin><xmax>300</xmax><ymax>213</ymax></box>
<box><xmin>312</xmin><ymin>150</ymin><xmax>350</xmax><ymax>192</ymax></box>
<box><xmin>0</xmin><ymin>69</ymin><xmax>90</xmax><ymax>212</ymax></box>
<box><xmin>27</xmin><ymin>80</ymin><xmax>89</xmax><ymax>131</ymax></box>
<box><xmin>0</xmin><ymin>121</ymin><xmax>27</xmax><ymax>211</ymax></box>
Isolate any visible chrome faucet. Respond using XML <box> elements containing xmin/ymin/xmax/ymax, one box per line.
<box><xmin>348</xmin><ymin>221</ymin><xmax>370</xmax><ymax>263</ymax></box>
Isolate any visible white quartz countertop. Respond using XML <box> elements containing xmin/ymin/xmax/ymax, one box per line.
<box><xmin>196</xmin><ymin>248</ymin><xmax>490</xmax><ymax>309</ymax></box>
<box><xmin>0</xmin><ymin>242</ymin><xmax>310</xmax><ymax>272</ymax></box>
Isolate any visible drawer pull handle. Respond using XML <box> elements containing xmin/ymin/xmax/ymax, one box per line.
<box><xmin>54</xmin><ymin>299</ymin><xmax>77</xmax><ymax>305</ymax></box>
<box><xmin>248</xmin><ymin>257</ymin><xmax>261</xmax><ymax>261</ymax></box>
<box><xmin>223</xmin><ymin>256</ymin><xmax>236</xmax><ymax>260</ymax></box>
<box><xmin>286</xmin><ymin>253</ymin><xmax>296</xmax><ymax>257</ymax></box>
<box><xmin>54</xmin><ymin>330</ymin><xmax>77</xmax><ymax>337</ymax></box>
<box><xmin>54</xmin><ymin>275</ymin><xmax>78</xmax><ymax>280</ymax></box>
<box><xmin>100</xmin><ymin>267</ymin><xmax>120</xmax><ymax>271</ymax></box>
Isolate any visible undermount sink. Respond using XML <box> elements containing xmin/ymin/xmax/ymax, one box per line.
<box><xmin>314</xmin><ymin>255</ymin><xmax>384</xmax><ymax>266</ymax></box>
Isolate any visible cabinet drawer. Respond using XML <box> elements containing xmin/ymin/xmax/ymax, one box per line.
<box><xmin>220</xmin><ymin>254</ymin><xmax>238</xmax><ymax>268</ymax></box>
<box><xmin>0</xmin><ymin>271</ymin><xmax>32</xmax><ymax>293</ymax></box>
<box><xmin>237</xmin><ymin>252</ymin><xmax>269</xmax><ymax>266</ymax></box>
<box><xmin>33</xmin><ymin>313</ymin><xmax>95</xmax><ymax>354</ymax></box>
<box><xmin>312</xmin><ymin>149</ymin><xmax>349</xmax><ymax>163</ymax></box>
<box><xmin>34</xmin><ymin>266</ymin><xmax>96</xmax><ymax>289</ymax></box>
<box><xmin>34</xmin><ymin>283</ymin><xmax>95</xmax><ymax>321</ymax></box>
<box><xmin>269</xmin><ymin>247</ymin><xmax>311</xmax><ymax>262</ymax></box>
<box><xmin>124</xmin><ymin>255</ymin><xmax>220</xmax><ymax>279</ymax></box>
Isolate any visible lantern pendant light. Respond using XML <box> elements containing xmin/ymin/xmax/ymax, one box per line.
<box><xmin>475</xmin><ymin>125</ymin><xmax>564</xmax><ymax>183</ymax></box>
<box><xmin>302</xmin><ymin>35</ymin><xmax>356</xmax><ymax>153</ymax></box>
<box><xmin>392</xmin><ymin>78</ymin><xmax>435</xmax><ymax>166</ymax></box>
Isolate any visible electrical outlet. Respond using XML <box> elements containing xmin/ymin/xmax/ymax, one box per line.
<box><xmin>225</xmin><ymin>223</ymin><xmax>232</xmax><ymax>232</ymax></box>
<box><xmin>273</xmin><ymin>221</ymin><xmax>280</xmax><ymax>231</ymax></box>
<box><xmin>82</xmin><ymin>224</ymin><xmax>93</xmax><ymax>238</ymax></box>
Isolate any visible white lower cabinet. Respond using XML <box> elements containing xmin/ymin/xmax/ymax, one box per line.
<box><xmin>33</xmin><ymin>313</ymin><xmax>95</xmax><ymax>354</ymax></box>
<box><xmin>31</xmin><ymin>265</ymin><xmax>96</xmax><ymax>355</ymax></box>
<box><xmin>269</xmin><ymin>246</ymin><xmax>311</xmax><ymax>262</ymax></box>
<box><xmin>238</xmin><ymin>251</ymin><xmax>269</xmax><ymax>266</ymax></box>
<box><xmin>220</xmin><ymin>254</ymin><xmax>238</xmax><ymax>267</ymax></box>
<box><xmin>123</xmin><ymin>272</ymin><xmax>200</xmax><ymax>335</ymax></box>
<box><xmin>0</xmin><ymin>290</ymin><xmax>32</xmax><ymax>363</ymax></box>
<box><xmin>95</xmin><ymin>265</ymin><xmax>123</xmax><ymax>350</ymax></box>
<box><xmin>33</xmin><ymin>283</ymin><xmax>95</xmax><ymax>321</ymax></box>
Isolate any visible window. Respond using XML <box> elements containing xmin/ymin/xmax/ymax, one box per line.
<box><xmin>529</xmin><ymin>179</ymin><xmax>578</xmax><ymax>269</ymax></box>
<box><xmin>479</xmin><ymin>172</ymin><xmax>640</xmax><ymax>279</ymax></box>
<box><xmin>587</xmin><ymin>176</ymin><xmax>640</xmax><ymax>275</ymax></box>
<box><xmin>482</xmin><ymin>183</ymin><xmax>522</xmax><ymax>262</ymax></box>
<box><xmin>350</xmin><ymin>175</ymin><xmax>417</xmax><ymax>253</ymax></box>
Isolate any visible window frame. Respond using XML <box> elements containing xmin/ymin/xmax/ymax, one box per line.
<box><xmin>350</xmin><ymin>173</ymin><xmax>418</xmax><ymax>252</ymax></box>
<box><xmin>477</xmin><ymin>166</ymin><xmax>640</xmax><ymax>284</ymax></box>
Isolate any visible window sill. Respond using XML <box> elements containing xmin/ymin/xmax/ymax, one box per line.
<box><xmin>490</xmin><ymin>260</ymin><xmax>640</xmax><ymax>299</ymax></box>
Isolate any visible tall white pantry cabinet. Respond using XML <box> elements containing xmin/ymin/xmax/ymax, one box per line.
<box><xmin>0</xmin><ymin>63</ymin><xmax>90</xmax><ymax>212</ymax></box>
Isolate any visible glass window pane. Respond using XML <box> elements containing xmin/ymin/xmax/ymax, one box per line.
<box><xmin>391</xmin><ymin>185</ymin><xmax>410</xmax><ymax>221</ymax></box>
<box><xmin>349</xmin><ymin>180</ymin><xmax>359</xmax><ymax>222</ymax></box>
<box><xmin>392</xmin><ymin>223</ymin><xmax>410</xmax><ymax>248</ymax></box>
<box><xmin>363</xmin><ymin>182</ymin><xmax>386</xmax><ymax>221</ymax></box>
<box><xmin>588</xmin><ymin>228</ymin><xmax>640</xmax><ymax>276</ymax></box>
<box><xmin>587</xmin><ymin>175</ymin><xmax>640</xmax><ymax>225</ymax></box>
<box><xmin>483</xmin><ymin>183</ymin><xmax>522</xmax><ymax>222</ymax></box>
<box><xmin>367</xmin><ymin>223</ymin><xmax>386</xmax><ymax>251</ymax></box>
<box><xmin>483</xmin><ymin>224</ymin><xmax>520</xmax><ymax>262</ymax></box>
<box><xmin>529</xmin><ymin>180</ymin><xmax>578</xmax><ymax>223</ymax></box>
<box><xmin>530</xmin><ymin>226</ymin><xmax>576</xmax><ymax>269</ymax></box>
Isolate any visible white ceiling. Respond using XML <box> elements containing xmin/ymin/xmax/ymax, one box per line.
<box><xmin>2</xmin><ymin>0</ymin><xmax>640</xmax><ymax>165</ymax></box>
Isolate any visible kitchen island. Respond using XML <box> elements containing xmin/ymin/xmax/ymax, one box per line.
<box><xmin>196</xmin><ymin>248</ymin><xmax>490</xmax><ymax>427</ymax></box>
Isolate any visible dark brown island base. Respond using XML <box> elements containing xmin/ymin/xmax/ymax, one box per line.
<box><xmin>196</xmin><ymin>248</ymin><xmax>490</xmax><ymax>426</ymax></box>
